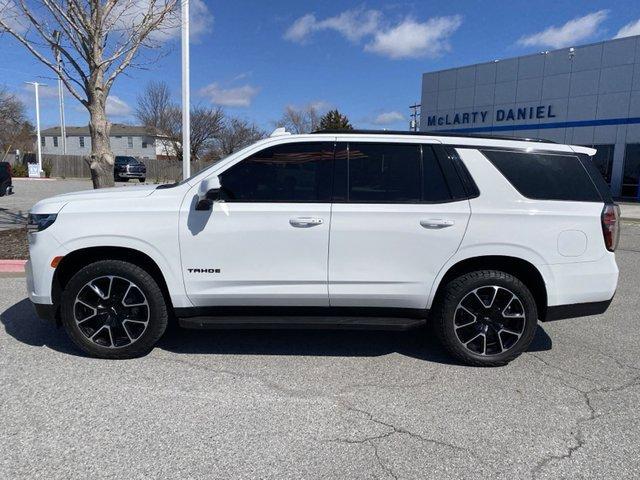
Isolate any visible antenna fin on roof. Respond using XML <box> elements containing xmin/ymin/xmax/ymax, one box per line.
<box><xmin>270</xmin><ymin>127</ymin><xmax>291</xmax><ymax>137</ymax></box>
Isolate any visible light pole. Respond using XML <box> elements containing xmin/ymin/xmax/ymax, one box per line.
<box><xmin>52</xmin><ymin>30</ymin><xmax>67</xmax><ymax>154</ymax></box>
<box><xmin>181</xmin><ymin>0</ymin><xmax>190</xmax><ymax>180</ymax></box>
<box><xmin>409</xmin><ymin>103</ymin><xmax>421</xmax><ymax>132</ymax></box>
<box><xmin>25</xmin><ymin>81</ymin><xmax>45</xmax><ymax>177</ymax></box>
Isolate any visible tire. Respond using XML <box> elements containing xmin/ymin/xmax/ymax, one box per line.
<box><xmin>138</xmin><ymin>178</ymin><xmax>145</xmax><ymax>183</ymax></box>
<box><xmin>60</xmin><ymin>260</ymin><xmax>168</xmax><ymax>359</ymax></box>
<box><xmin>432</xmin><ymin>270</ymin><xmax>538</xmax><ymax>367</ymax></box>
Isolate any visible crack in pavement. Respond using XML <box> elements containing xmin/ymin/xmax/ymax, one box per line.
<box><xmin>323</xmin><ymin>400</ymin><xmax>479</xmax><ymax>480</ymax></box>
<box><xmin>527</xmin><ymin>353</ymin><xmax>640</xmax><ymax>479</ymax></box>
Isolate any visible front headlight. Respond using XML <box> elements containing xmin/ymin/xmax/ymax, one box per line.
<box><xmin>27</xmin><ymin>213</ymin><xmax>58</xmax><ymax>233</ymax></box>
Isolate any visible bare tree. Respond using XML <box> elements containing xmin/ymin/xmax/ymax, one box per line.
<box><xmin>135</xmin><ymin>80</ymin><xmax>176</xmax><ymax>135</ymax></box>
<box><xmin>183</xmin><ymin>105</ymin><xmax>224</xmax><ymax>161</ymax></box>
<box><xmin>215</xmin><ymin>118</ymin><xmax>265</xmax><ymax>158</ymax></box>
<box><xmin>0</xmin><ymin>0</ymin><xmax>178</xmax><ymax>188</ymax></box>
<box><xmin>275</xmin><ymin>104</ymin><xmax>321</xmax><ymax>134</ymax></box>
<box><xmin>0</xmin><ymin>86</ymin><xmax>33</xmax><ymax>157</ymax></box>
<box><xmin>135</xmin><ymin>81</ymin><xmax>224</xmax><ymax>161</ymax></box>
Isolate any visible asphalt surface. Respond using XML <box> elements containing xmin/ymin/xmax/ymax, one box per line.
<box><xmin>0</xmin><ymin>178</ymin><xmax>157</xmax><ymax>231</ymax></box>
<box><xmin>1</xmin><ymin>225</ymin><xmax>639</xmax><ymax>479</ymax></box>
<box><xmin>0</xmin><ymin>179</ymin><xmax>93</xmax><ymax>231</ymax></box>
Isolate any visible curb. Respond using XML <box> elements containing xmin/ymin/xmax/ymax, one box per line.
<box><xmin>0</xmin><ymin>260</ymin><xmax>27</xmax><ymax>273</ymax></box>
<box><xmin>13</xmin><ymin>177</ymin><xmax>57</xmax><ymax>182</ymax></box>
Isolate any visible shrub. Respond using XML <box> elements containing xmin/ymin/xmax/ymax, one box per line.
<box><xmin>43</xmin><ymin>160</ymin><xmax>53</xmax><ymax>178</ymax></box>
<box><xmin>11</xmin><ymin>163</ymin><xmax>28</xmax><ymax>177</ymax></box>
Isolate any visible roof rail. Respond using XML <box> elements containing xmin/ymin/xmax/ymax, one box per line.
<box><xmin>311</xmin><ymin>129</ymin><xmax>555</xmax><ymax>144</ymax></box>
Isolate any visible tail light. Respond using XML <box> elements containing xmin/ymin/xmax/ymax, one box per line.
<box><xmin>601</xmin><ymin>204</ymin><xmax>620</xmax><ymax>252</ymax></box>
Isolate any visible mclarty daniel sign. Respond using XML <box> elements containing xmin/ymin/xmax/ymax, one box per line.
<box><xmin>426</xmin><ymin>104</ymin><xmax>557</xmax><ymax>128</ymax></box>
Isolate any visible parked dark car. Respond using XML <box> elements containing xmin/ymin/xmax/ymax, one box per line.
<box><xmin>0</xmin><ymin>162</ymin><xmax>14</xmax><ymax>196</ymax></box>
<box><xmin>114</xmin><ymin>156</ymin><xmax>146</xmax><ymax>183</ymax></box>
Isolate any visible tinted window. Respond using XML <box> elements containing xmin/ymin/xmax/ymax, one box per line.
<box><xmin>348</xmin><ymin>143</ymin><xmax>421</xmax><ymax>202</ymax></box>
<box><xmin>422</xmin><ymin>146</ymin><xmax>452</xmax><ymax>202</ymax></box>
<box><xmin>220</xmin><ymin>142</ymin><xmax>333</xmax><ymax>202</ymax></box>
<box><xmin>482</xmin><ymin>150</ymin><xmax>601</xmax><ymax>202</ymax></box>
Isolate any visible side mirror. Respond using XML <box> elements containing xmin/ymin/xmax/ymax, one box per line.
<box><xmin>195</xmin><ymin>176</ymin><xmax>222</xmax><ymax>210</ymax></box>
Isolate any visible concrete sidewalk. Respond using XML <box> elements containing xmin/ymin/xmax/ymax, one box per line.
<box><xmin>619</xmin><ymin>203</ymin><xmax>640</xmax><ymax>221</ymax></box>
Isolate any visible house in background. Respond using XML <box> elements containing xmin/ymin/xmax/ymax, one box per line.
<box><xmin>38</xmin><ymin>124</ymin><xmax>176</xmax><ymax>160</ymax></box>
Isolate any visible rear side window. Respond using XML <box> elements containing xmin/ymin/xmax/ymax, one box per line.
<box><xmin>220</xmin><ymin>142</ymin><xmax>334</xmax><ymax>202</ymax></box>
<box><xmin>348</xmin><ymin>143</ymin><xmax>421</xmax><ymax>202</ymax></box>
<box><xmin>481</xmin><ymin>150</ymin><xmax>601</xmax><ymax>202</ymax></box>
<box><xmin>345</xmin><ymin>143</ymin><xmax>453</xmax><ymax>203</ymax></box>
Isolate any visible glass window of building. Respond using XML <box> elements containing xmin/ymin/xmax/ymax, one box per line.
<box><xmin>79</xmin><ymin>136</ymin><xmax>85</xmax><ymax>148</ymax></box>
<box><xmin>53</xmin><ymin>136</ymin><xmax>58</xmax><ymax>148</ymax></box>
<box><xmin>622</xmin><ymin>144</ymin><xmax>640</xmax><ymax>200</ymax></box>
<box><xmin>590</xmin><ymin>145</ymin><xmax>614</xmax><ymax>185</ymax></box>
<box><xmin>127</xmin><ymin>136</ymin><xmax>134</xmax><ymax>149</ymax></box>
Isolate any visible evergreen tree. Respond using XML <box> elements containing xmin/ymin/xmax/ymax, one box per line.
<box><xmin>319</xmin><ymin>110</ymin><xmax>353</xmax><ymax>131</ymax></box>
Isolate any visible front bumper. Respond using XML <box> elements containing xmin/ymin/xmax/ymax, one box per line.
<box><xmin>32</xmin><ymin>301</ymin><xmax>57</xmax><ymax>322</ymax></box>
<box><xmin>117</xmin><ymin>171</ymin><xmax>145</xmax><ymax>178</ymax></box>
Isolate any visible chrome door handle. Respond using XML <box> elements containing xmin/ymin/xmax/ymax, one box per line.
<box><xmin>420</xmin><ymin>219</ymin><xmax>455</xmax><ymax>229</ymax></box>
<box><xmin>290</xmin><ymin>217</ymin><xmax>324</xmax><ymax>228</ymax></box>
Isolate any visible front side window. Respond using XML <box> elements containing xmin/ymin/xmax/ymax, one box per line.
<box><xmin>482</xmin><ymin>150</ymin><xmax>601</xmax><ymax>202</ymax></box>
<box><xmin>220</xmin><ymin>142</ymin><xmax>334</xmax><ymax>202</ymax></box>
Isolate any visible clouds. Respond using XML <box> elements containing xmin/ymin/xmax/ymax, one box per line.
<box><xmin>106</xmin><ymin>96</ymin><xmax>133</xmax><ymax>118</ymax></box>
<box><xmin>284</xmin><ymin>8</ymin><xmax>463</xmax><ymax>60</ymax></box>
<box><xmin>284</xmin><ymin>9</ymin><xmax>381</xmax><ymax>43</ymax></box>
<box><xmin>108</xmin><ymin>0</ymin><xmax>213</xmax><ymax>44</ymax></box>
<box><xmin>198</xmin><ymin>83</ymin><xmax>260</xmax><ymax>107</ymax></box>
<box><xmin>0</xmin><ymin>0</ymin><xmax>28</xmax><ymax>33</ymax></box>
<box><xmin>372</xmin><ymin>111</ymin><xmax>404</xmax><ymax>126</ymax></box>
<box><xmin>614</xmin><ymin>19</ymin><xmax>640</xmax><ymax>39</ymax></box>
<box><xmin>517</xmin><ymin>10</ymin><xmax>608</xmax><ymax>49</ymax></box>
<box><xmin>365</xmin><ymin>16</ymin><xmax>462</xmax><ymax>59</ymax></box>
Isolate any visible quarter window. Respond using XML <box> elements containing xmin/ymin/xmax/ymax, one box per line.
<box><xmin>482</xmin><ymin>150</ymin><xmax>601</xmax><ymax>202</ymax></box>
<box><xmin>220</xmin><ymin>142</ymin><xmax>334</xmax><ymax>202</ymax></box>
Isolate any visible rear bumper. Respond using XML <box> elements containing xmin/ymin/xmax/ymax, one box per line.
<box><xmin>543</xmin><ymin>297</ymin><xmax>614</xmax><ymax>321</ymax></box>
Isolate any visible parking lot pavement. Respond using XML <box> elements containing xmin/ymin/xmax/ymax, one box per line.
<box><xmin>0</xmin><ymin>179</ymin><xmax>93</xmax><ymax>230</ymax></box>
<box><xmin>1</xmin><ymin>225</ymin><xmax>639</xmax><ymax>480</ymax></box>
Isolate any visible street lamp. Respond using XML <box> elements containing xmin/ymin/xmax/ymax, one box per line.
<box><xmin>181</xmin><ymin>0</ymin><xmax>190</xmax><ymax>180</ymax></box>
<box><xmin>25</xmin><ymin>81</ymin><xmax>46</xmax><ymax>177</ymax></box>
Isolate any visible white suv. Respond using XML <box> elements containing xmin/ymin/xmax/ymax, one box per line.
<box><xmin>26</xmin><ymin>130</ymin><xmax>620</xmax><ymax>366</ymax></box>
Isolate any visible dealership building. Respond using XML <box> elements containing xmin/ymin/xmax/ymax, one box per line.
<box><xmin>420</xmin><ymin>35</ymin><xmax>640</xmax><ymax>200</ymax></box>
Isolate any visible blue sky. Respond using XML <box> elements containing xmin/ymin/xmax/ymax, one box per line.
<box><xmin>1</xmin><ymin>0</ymin><xmax>640</xmax><ymax>131</ymax></box>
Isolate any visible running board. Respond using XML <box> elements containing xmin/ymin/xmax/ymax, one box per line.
<box><xmin>178</xmin><ymin>316</ymin><xmax>427</xmax><ymax>331</ymax></box>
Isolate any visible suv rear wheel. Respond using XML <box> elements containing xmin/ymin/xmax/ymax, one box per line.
<box><xmin>60</xmin><ymin>260</ymin><xmax>168</xmax><ymax>359</ymax></box>
<box><xmin>433</xmin><ymin>270</ymin><xmax>538</xmax><ymax>367</ymax></box>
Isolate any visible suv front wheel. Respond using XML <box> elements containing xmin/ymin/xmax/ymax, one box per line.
<box><xmin>433</xmin><ymin>270</ymin><xmax>538</xmax><ymax>367</ymax></box>
<box><xmin>60</xmin><ymin>260</ymin><xmax>168</xmax><ymax>359</ymax></box>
